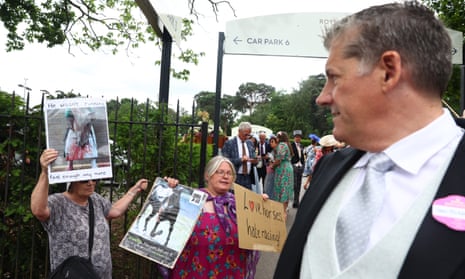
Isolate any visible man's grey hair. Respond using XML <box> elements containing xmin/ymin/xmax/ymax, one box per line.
<box><xmin>238</xmin><ymin>122</ymin><xmax>252</xmax><ymax>132</ymax></box>
<box><xmin>323</xmin><ymin>1</ymin><xmax>452</xmax><ymax>96</ymax></box>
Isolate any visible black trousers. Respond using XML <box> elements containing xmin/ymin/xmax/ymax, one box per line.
<box><xmin>293</xmin><ymin>166</ymin><xmax>303</xmax><ymax>205</ymax></box>
<box><xmin>256</xmin><ymin>165</ymin><xmax>267</xmax><ymax>185</ymax></box>
<box><xmin>235</xmin><ymin>173</ymin><xmax>252</xmax><ymax>190</ymax></box>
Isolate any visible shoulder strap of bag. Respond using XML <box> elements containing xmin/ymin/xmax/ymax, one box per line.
<box><xmin>88</xmin><ymin>197</ymin><xmax>94</xmax><ymax>261</ymax></box>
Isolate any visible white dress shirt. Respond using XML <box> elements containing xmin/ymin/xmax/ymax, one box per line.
<box><xmin>340</xmin><ymin>109</ymin><xmax>464</xmax><ymax>250</ymax></box>
<box><xmin>236</xmin><ymin>137</ymin><xmax>250</xmax><ymax>174</ymax></box>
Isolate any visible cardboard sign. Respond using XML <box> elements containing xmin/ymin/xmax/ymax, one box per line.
<box><xmin>234</xmin><ymin>184</ymin><xmax>287</xmax><ymax>252</ymax></box>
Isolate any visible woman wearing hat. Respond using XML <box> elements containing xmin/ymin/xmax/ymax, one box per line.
<box><xmin>303</xmin><ymin>135</ymin><xmax>338</xmax><ymax>190</ymax></box>
<box><xmin>303</xmin><ymin>134</ymin><xmax>320</xmax><ymax>179</ymax></box>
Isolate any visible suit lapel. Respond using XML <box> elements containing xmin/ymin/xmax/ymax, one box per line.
<box><xmin>274</xmin><ymin>148</ymin><xmax>364</xmax><ymax>278</ymax></box>
<box><xmin>276</xmin><ymin>120</ymin><xmax>465</xmax><ymax>279</ymax></box>
<box><xmin>234</xmin><ymin>137</ymin><xmax>240</xmax><ymax>158</ymax></box>
<box><xmin>399</xmin><ymin>133</ymin><xmax>465</xmax><ymax>278</ymax></box>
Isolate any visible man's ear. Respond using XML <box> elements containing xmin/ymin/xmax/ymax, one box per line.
<box><xmin>380</xmin><ymin>50</ymin><xmax>402</xmax><ymax>90</ymax></box>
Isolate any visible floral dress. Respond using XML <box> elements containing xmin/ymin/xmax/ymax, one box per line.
<box><xmin>170</xmin><ymin>191</ymin><xmax>258</xmax><ymax>279</ymax></box>
<box><xmin>273</xmin><ymin>142</ymin><xmax>294</xmax><ymax>203</ymax></box>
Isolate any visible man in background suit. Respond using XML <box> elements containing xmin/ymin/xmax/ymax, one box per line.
<box><xmin>290</xmin><ymin>130</ymin><xmax>305</xmax><ymax>208</ymax></box>
<box><xmin>221</xmin><ymin>122</ymin><xmax>257</xmax><ymax>190</ymax></box>
<box><xmin>256</xmin><ymin>131</ymin><xmax>272</xmax><ymax>187</ymax></box>
<box><xmin>274</xmin><ymin>2</ymin><xmax>465</xmax><ymax>278</ymax></box>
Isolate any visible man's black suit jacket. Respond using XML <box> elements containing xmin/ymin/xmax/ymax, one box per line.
<box><xmin>291</xmin><ymin>141</ymin><xmax>305</xmax><ymax>165</ymax></box>
<box><xmin>274</xmin><ymin>119</ymin><xmax>465</xmax><ymax>279</ymax></box>
<box><xmin>257</xmin><ymin>141</ymin><xmax>272</xmax><ymax>158</ymax></box>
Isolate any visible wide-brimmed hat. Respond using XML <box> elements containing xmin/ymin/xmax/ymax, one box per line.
<box><xmin>308</xmin><ymin>134</ymin><xmax>320</xmax><ymax>142</ymax></box>
<box><xmin>319</xmin><ymin>134</ymin><xmax>338</xmax><ymax>147</ymax></box>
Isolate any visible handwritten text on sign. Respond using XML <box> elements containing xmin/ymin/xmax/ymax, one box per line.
<box><xmin>234</xmin><ymin>184</ymin><xmax>287</xmax><ymax>252</ymax></box>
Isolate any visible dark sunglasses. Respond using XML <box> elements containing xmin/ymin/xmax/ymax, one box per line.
<box><xmin>77</xmin><ymin>179</ymin><xmax>98</xmax><ymax>184</ymax></box>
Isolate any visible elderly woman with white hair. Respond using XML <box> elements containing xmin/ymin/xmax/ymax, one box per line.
<box><xmin>161</xmin><ymin>155</ymin><xmax>267</xmax><ymax>279</ymax></box>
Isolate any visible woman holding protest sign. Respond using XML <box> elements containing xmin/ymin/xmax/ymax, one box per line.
<box><xmin>162</xmin><ymin>155</ymin><xmax>267</xmax><ymax>279</ymax></box>
<box><xmin>31</xmin><ymin>148</ymin><xmax>148</xmax><ymax>279</ymax></box>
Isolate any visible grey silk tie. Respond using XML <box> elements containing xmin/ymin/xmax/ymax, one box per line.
<box><xmin>335</xmin><ymin>153</ymin><xmax>394</xmax><ymax>270</ymax></box>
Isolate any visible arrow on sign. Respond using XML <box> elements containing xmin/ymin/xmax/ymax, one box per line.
<box><xmin>233</xmin><ymin>36</ymin><xmax>243</xmax><ymax>44</ymax></box>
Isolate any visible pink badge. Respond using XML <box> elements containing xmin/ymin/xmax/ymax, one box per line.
<box><xmin>432</xmin><ymin>195</ymin><xmax>465</xmax><ymax>231</ymax></box>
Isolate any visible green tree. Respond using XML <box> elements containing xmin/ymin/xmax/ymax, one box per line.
<box><xmin>236</xmin><ymin>82</ymin><xmax>275</xmax><ymax>115</ymax></box>
<box><xmin>292</xmin><ymin>74</ymin><xmax>332</xmax><ymax>136</ymax></box>
<box><xmin>422</xmin><ymin>0</ymin><xmax>465</xmax><ymax>114</ymax></box>
<box><xmin>0</xmin><ymin>0</ymin><xmax>234</xmax><ymax>80</ymax></box>
<box><xmin>248</xmin><ymin>74</ymin><xmax>331</xmax><ymax>138</ymax></box>
<box><xmin>194</xmin><ymin>91</ymin><xmax>216</xmax><ymax>117</ymax></box>
<box><xmin>423</xmin><ymin>0</ymin><xmax>465</xmax><ymax>32</ymax></box>
<box><xmin>0</xmin><ymin>90</ymin><xmax>48</xmax><ymax>277</ymax></box>
<box><xmin>220</xmin><ymin>94</ymin><xmax>239</xmax><ymax>135</ymax></box>
<box><xmin>194</xmin><ymin>91</ymin><xmax>237</xmax><ymax>135</ymax></box>
<box><xmin>0</xmin><ymin>89</ymin><xmax>208</xmax><ymax>277</ymax></box>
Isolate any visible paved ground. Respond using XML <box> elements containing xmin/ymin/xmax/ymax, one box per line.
<box><xmin>255</xmin><ymin>206</ymin><xmax>297</xmax><ymax>279</ymax></box>
<box><xmin>255</xmin><ymin>177</ymin><xmax>306</xmax><ymax>279</ymax></box>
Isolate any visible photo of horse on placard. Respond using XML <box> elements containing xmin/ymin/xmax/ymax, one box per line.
<box><xmin>149</xmin><ymin>186</ymin><xmax>183</xmax><ymax>246</ymax></box>
<box><xmin>120</xmin><ymin>178</ymin><xmax>208</xmax><ymax>269</ymax></box>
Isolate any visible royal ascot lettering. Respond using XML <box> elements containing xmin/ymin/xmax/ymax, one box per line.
<box><xmin>319</xmin><ymin>18</ymin><xmax>338</xmax><ymax>25</ymax></box>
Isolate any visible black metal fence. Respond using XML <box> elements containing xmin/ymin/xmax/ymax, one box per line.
<box><xmin>0</xmin><ymin>92</ymin><xmax>211</xmax><ymax>278</ymax></box>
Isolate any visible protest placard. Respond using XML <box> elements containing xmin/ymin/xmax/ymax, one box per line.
<box><xmin>234</xmin><ymin>184</ymin><xmax>287</xmax><ymax>252</ymax></box>
<box><xmin>43</xmin><ymin>97</ymin><xmax>112</xmax><ymax>184</ymax></box>
<box><xmin>119</xmin><ymin>177</ymin><xmax>208</xmax><ymax>268</ymax></box>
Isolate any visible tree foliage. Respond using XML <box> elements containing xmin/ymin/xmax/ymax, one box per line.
<box><xmin>232</xmin><ymin>74</ymin><xmax>332</xmax><ymax>138</ymax></box>
<box><xmin>1</xmin><ymin>0</ymin><xmax>152</xmax><ymax>51</ymax></box>
<box><xmin>194</xmin><ymin>91</ymin><xmax>237</xmax><ymax>135</ymax></box>
<box><xmin>422</xmin><ymin>0</ymin><xmax>465</xmax><ymax>114</ymax></box>
<box><xmin>423</xmin><ymin>0</ymin><xmax>465</xmax><ymax>33</ymax></box>
<box><xmin>0</xmin><ymin>89</ymin><xmax>208</xmax><ymax>277</ymax></box>
<box><xmin>0</xmin><ymin>0</ymin><xmax>233</xmax><ymax>80</ymax></box>
<box><xmin>236</xmin><ymin>82</ymin><xmax>275</xmax><ymax>115</ymax></box>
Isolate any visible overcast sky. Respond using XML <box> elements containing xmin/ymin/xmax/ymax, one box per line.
<box><xmin>0</xmin><ymin>0</ymin><xmax>395</xmax><ymax>111</ymax></box>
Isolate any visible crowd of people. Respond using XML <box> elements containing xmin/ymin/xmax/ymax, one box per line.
<box><xmin>33</xmin><ymin>119</ymin><xmax>342</xmax><ymax>278</ymax></box>
<box><xmin>221</xmin><ymin>121</ymin><xmax>346</xmax><ymax>215</ymax></box>
<box><xmin>31</xmin><ymin>1</ymin><xmax>464</xmax><ymax>278</ymax></box>
<box><xmin>32</xmin><ymin>150</ymin><xmax>266</xmax><ymax>279</ymax></box>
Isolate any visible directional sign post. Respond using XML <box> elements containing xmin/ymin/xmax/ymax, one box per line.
<box><xmin>224</xmin><ymin>13</ymin><xmax>347</xmax><ymax>58</ymax></box>
<box><xmin>447</xmin><ymin>28</ymin><xmax>463</xmax><ymax>65</ymax></box>
<box><xmin>446</xmin><ymin>28</ymin><xmax>464</xmax><ymax>113</ymax></box>
<box><xmin>215</xmin><ymin>13</ymin><xmax>465</xmax><ymax>145</ymax></box>
<box><xmin>224</xmin><ymin>13</ymin><xmax>463</xmax><ymax>64</ymax></box>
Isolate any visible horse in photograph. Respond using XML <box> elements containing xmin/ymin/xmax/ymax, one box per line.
<box><xmin>150</xmin><ymin>187</ymin><xmax>183</xmax><ymax>246</ymax></box>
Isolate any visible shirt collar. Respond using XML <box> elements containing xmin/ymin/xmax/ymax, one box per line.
<box><xmin>355</xmin><ymin>109</ymin><xmax>463</xmax><ymax>174</ymax></box>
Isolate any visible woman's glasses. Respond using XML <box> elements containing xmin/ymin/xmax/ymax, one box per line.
<box><xmin>215</xmin><ymin>170</ymin><xmax>233</xmax><ymax>177</ymax></box>
<box><xmin>77</xmin><ymin>179</ymin><xmax>97</xmax><ymax>184</ymax></box>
